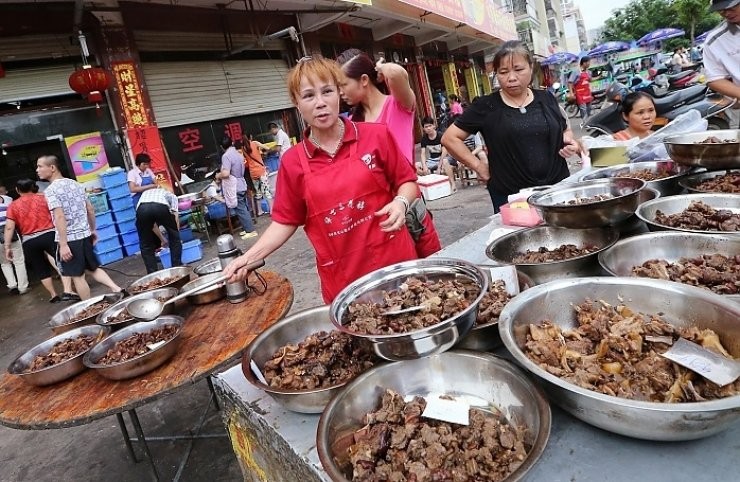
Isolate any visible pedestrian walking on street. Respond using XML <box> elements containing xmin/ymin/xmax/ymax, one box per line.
<box><xmin>568</xmin><ymin>56</ymin><xmax>593</xmax><ymax>121</ymax></box>
<box><xmin>136</xmin><ymin>186</ymin><xmax>182</xmax><ymax>274</ymax></box>
<box><xmin>0</xmin><ymin>185</ymin><xmax>29</xmax><ymax>295</ymax></box>
<box><xmin>217</xmin><ymin>137</ymin><xmax>258</xmax><ymax>240</ymax></box>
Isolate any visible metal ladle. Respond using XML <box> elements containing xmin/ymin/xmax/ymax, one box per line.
<box><xmin>127</xmin><ymin>260</ymin><xmax>265</xmax><ymax>321</ymax></box>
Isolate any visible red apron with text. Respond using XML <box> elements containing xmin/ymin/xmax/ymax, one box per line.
<box><xmin>297</xmin><ymin>141</ymin><xmax>417</xmax><ymax>303</ymax></box>
<box><xmin>574</xmin><ymin>72</ymin><xmax>593</xmax><ymax>105</ymax></box>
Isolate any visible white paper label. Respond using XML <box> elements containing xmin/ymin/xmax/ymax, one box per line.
<box><xmin>146</xmin><ymin>340</ymin><xmax>166</xmax><ymax>351</ymax></box>
<box><xmin>489</xmin><ymin>266</ymin><xmax>520</xmax><ymax>296</ymax></box>
<box><xmin>422</xmin><ymin>394</ymin><xmax>470</xmax><ymax>426</ymax></box>
<box><xmin>250</xmin><ymin>360</ymin><xmax>269</xmax><ymax>385</ymax></box>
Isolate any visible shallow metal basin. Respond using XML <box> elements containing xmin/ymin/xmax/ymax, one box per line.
<box><xmin>635</xmin><ymin>193</ymin><xmax>740</xmax><ymax>234</ymax></box>
<box><xmin>678</xmin><ymin>169</ymin><xmax>740</xmax><ymax>193</ymax></box>
<box><xmin>579</xmin><ymin>160</ymin><xmax>694</xmax><ymax>197</ymax></box>
<box><xmin>48</xmin><ymin>292</ymin><xmax>125</xmax><ymax>334</ymax></box>
<box><xmin>96</xmin><ymin>287</ymin><xmax>179</xmax><ymax>329</ymax></box>
<box><xmin>127</xmin><ymin>266</ymin><xmax>191</xmax><ymax>294</ymax></box>
<box><xmin>664</xmin><ymin>129</ymin><xmax>740</xmax><ymax>169</ymax></box>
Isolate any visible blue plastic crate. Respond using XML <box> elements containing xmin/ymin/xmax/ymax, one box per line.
<box><xmin>179</xmin><ymin>226</ymin><xmax>193</xmax><ymax>242</ymax></box>
<box><xmin>93</xmin><ymin>235</ymin><xmax>121</xmax><ymax>253</ymax></box>
<box><xmin>120</xmin><ymin>229</ymin><xmax>139</xmax><ymax>245</ymax></box>
<box><xmin>158</xmin><ymin>239</ymin><xmax>202</xmax><ymax>268</ymax></box>
<box><xmin>122</xmin><ymin>242</ymin><xmax>140</xmax><ymax>257</ymax></box>
<box><xmin>95</xmin><ymin>211</ymin><xmax>114</xmax><ymax>227</ymax></box>
<box><xmin>205</xmin><ymin>201</ymin><xmax>227</xmax><ymax>220</ymax></box>
<box><xmin>88</xmin><ymin>192</ymin><xmax>109</xmax><ymax>214</ymax></box>
<box><xmin>117</xmin><ymin>219</ymin><xmax>136</xmax><ymax>234</ymax></box>
<box><xmin>109</xmin><ymin>194</ymin><xmax>134</xmax><ymax>212</ymax></box>
<box><xmin>95</xmin><ymin>247</ymin><xmax>124</xmax><ymax>265</ymax></box>
<box><xmin>264</xmin><ymin>153</ymin><xmax>279</xmax><ymax>173</ymax></box>
<box><xmin>99</xmin><ymin>169</ymin><xmax>127</xmax><ymax>189</ymax></box>
<box><xmin>113</xmin><ymin>207</ymin><xmax>136</xmax><ymax>223</ymax></box>
<box><xmin>97</xmin><ymin>223</ymin><xmax>117</xmax><ymax>239</ymax></box>
<box><xmin>106</xmin><ymin>182</ymin><xmax>131</xmax><ymax>199</ymax></box>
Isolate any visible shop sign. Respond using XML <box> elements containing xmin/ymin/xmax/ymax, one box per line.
<box><xmin>111</xmin><ymin>61</ymin><xmax>151</xmax><ymax>129</ymax></box>
<box><xmin>398</xmin><ymin>0</ymin><xmax>517</xmax><ymax>41</ymax></box>
<box><xmin>127</xmin><ymin>126</ymin><xmax>173</xmax><ymax>189</ymax></box>
<box><xmin>442</xmin><ymin>62</ymin><xmax>460</xmax><ymax>98</ymax></box>
<box><xmin>464</xmin><ymin>67</ymin><xmax>481</xmax><ymax>100</ymax></box>
<box><xmin>64</xmin><ymin>132</ymin><xmax>110</xmax><ymax>183</ymax></box>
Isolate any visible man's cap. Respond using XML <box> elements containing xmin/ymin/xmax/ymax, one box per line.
<box><xmin>711</xmin><ymin>0</ymin><xmax>740</xmax><ymax>11</ymax></box>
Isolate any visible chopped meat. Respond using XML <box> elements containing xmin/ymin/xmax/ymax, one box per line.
<box><xmin>564</xmin><ymin>194</ymin><xmax>614</xmax><ymax>205</ymax></box>
<box><xmin>632</xmin><ymin>254</ymin><xmax>740</xmax><ymax>295</ymax></box>
<box><xmin>694</xmin><ymin>171</ymin><xmax>740</xmax><ymax>194</ymax></box>
<box><xmin>26</xmin><ymin>334</ymin><xmax>98</xmax><ymax>372</ymax></box>
<box><xmin>620</xmin><ymin>168</ymin><xmax>673</xmax><ymax>182</ymax></box>
<box><xmin>102</xmin><ymin>296</ymin><xmax>170</xmax><ymax>325</ymax></box>
<box><xmin>68</xmin><ymin>301</ymin><xmax>112</xmax><ymax>323</ymax></box>
<box><xmin>129</xmin><ymin>276</ymin><xmax>184</xmax><ymax>294</ymax></box>
<box><xmin>655</xmin><ymin>201</ymin><xmax>740</xmax><ymax>232</ymax></box>
<box><xmin>512</xmin><ymin>244</ymin><xmax>599</xmax><ymax>264</ymax></box>
<box><xmin>97</xmin><ymin>324</ymin><xmax>179</xmax><ymax>364</ymax></box>
<box><xmin>695</xmin><ymin>136</ymin><xmax>738</xmax><ymax>144</ymax></box>
<box><xmin>476</xmin><ymin>280</ymin><xmax>512</xmax><ymax>326</ymax></box>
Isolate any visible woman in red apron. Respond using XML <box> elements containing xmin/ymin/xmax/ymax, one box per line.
<box><xmin>223</xmin><ymin>56</ymin><xmax>418</xmax><ymax>303</ymax></box>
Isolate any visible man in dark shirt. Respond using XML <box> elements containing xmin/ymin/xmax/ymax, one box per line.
<box><xmin>419</xmin><ymin>117</ymin><xmax>456</xmax><ymax>190</ymax></box>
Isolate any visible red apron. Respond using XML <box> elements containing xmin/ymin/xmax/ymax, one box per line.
<box><xmin>574</xmin><ymin>72</ymin><xmax>593</xmax><ymax>105</ymax></box>
<box><xmin>297</xmin><ymin>139</ymin><xmax>417</xmax><ymax>303</ymax></box>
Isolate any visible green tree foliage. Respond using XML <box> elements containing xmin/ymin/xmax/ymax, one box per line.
<box><xmin>600</xmin><ymin>0</ymin><xmax>722</xmax><ymax>45</ymax></box>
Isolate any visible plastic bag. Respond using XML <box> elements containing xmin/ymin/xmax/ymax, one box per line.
<box><xmin>627</xmin><ymin>110</ymin><xmax>708</xmax><ymax>163</ymax></box>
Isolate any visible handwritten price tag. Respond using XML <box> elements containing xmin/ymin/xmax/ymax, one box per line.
<box><xmin>422</xmin><ymin>394</ymin><xmax>470</xmax><ymax>426</ymax></box>
<box><xmin>660</xmin><ymin>338</ymin><xmax>738</xmax><ymax>387</ymax></box>
<box><xmin>489</xmin><ymin>266</ymin><xmax>520</xmax><ymax>296</ymax></box>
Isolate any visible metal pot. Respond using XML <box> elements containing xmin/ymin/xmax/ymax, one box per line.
<box><xmin>579</xmin><ymin>160</ymin><xmax>694</xmax><ymax>197</ymax></box>
<box><xmin>127</xmin><ymin>266</ymin><xmax>191</xmax><ymax>294</ymax></box>
<box><xmin>663</xmin><ymin>129</ymin><xmax>740</xmax><ymax>169</ymax></box>
<box><xmin>48</xmin><ymin>292</ymin><xmax>125</xmax><ymax>334</ymax></box>
<box><xmin>179</xmin><ymin>272</ymin><xmax>227</xmax><ymax>305</ymax></box>
<box><xmin>193</xmin><ymin>258</ymin><xmax>221</xmax><ymax>276</ymax></box>
<box><xmin>636</xmin><ymin>193</ymin><xmax>740</xmax><ymax>234</ymax></box>
<box><xmin>678</xmin><ymin>169</ymin><xmax>740</xmax><ymax>194</ymax></box>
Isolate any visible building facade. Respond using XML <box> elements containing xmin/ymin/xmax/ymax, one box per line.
<box><xmin>561</xmin><ymin>1</ymin><xmax>589</xmax><ymax>53</ymax></box>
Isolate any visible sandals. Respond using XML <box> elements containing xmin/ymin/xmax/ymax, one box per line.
<box><xmin>49</xmin><ymin>295</ymin><xmax>61</xmax><ymax>303</ymax></box>
<box><xmin>61</xmin><ymin>292</ymin><xmax>82</xmax><ymax>302</ymax></box>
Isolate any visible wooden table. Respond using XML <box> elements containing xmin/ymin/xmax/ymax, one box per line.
<box><xmin>0</xmin><ymin>270</ymin><xmax>293</xmax><ymax>478</ymax></box>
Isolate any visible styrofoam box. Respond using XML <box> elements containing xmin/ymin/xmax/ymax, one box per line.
<box><xmin>417</xmin><ymin>174</ymin><xmax>452</xmax><ymax>201</ymax></box>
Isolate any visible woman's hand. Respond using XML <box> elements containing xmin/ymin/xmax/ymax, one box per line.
<box><xmin>476</xmin><ymin>161</ymin><xmax>491</xmax><ymax>184</ymax></box>
<box><xmin>559</xmin><ymin>131</ymin><xmax>582</xmax><ymax>159</ymax></box>
<box><xmin>375</xmin><ymin>198</ymin><xmax>407</xmax><ymax>232</ymax></box>
<box><xmin>223</xmin><ymin>254</ymin><xmax>255</xmax><ymax>283</ymax></box>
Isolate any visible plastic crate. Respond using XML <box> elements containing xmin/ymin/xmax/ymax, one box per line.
<box><xmin>95</xmin><ymin>247</ymin><xmax>124</xmax><ymax>265</ymax></box>
<box><xmin>117</xmin><ymin>219</ymin><xmax>136</xmax><ymax>234</ymax></box>
<box><xmin>122</xmin><ymin>241</ymin><xmax>140</xmax><ymax>257</ymax></box>
<box><xmin>264</xmin><ymin>153</ymin><xmax>279</xmax><ymax>173</ymax></box>
<box><xmin>95</xmin><ymin>211</ymin><xmax>114</xmax><ymax>227</ymax></box>
<box><xmin>113</xmin><ymin>207</ymin><xmax>136</xmax><ymax>223</ymax></box>
<box><xmin>179</xmin><ymin>225</ymin><xmax>194</xmax><ymax>242</ymax></box>
<box><xmin>99</xmin><ymin>169</ymin><xmax>127</xmax><ymax>189</ymax></box>
<box><xmin>93</xmin><ymin>235</ymin><xmax>121</xmax><ymax>253</ymax></box>
<box><xmin>205</xmin><ymin>201</ymin><xmax>227</xmax><ymax>220</ymax></box>
<box><xmin>106</xmin><ymin>182</ymin><xmax>131</xmax><ymax>199</ymax></box>
<box><xmin>120</xmin><ymin>229</ymin><xmax>139</xmax><ymax>245</ymax></box>
<box><xmin>88</xmin><ymin>192</ymin><xmax>109</xmax><ymax>214</ymax></box>
<box><xmin>158</xmin><ymin>239</ymin><xmax>202</xmax><ymax>268</ymax></box>
<box><xmin>109</xmin><ymin>194</ymin><xmax>134</xmax><ymax>212</ymax></box>
<box><xmin>97</xmin><ymin>223</ymin><xmax>117</xmax><ymax>239</ymax></box>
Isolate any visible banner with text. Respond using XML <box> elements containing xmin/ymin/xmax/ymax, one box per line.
<box><xmin>399</xmin><ymin>0</ymin><xmax>516</xmax><ymax>41</ymax></box>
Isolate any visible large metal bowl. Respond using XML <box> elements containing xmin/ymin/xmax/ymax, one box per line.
<box><xmin>599</xmin><ymin>232</ymin><xmax>740</xmax><ymax>302</ymax></box>
<box><xmin>528</xmin><ymin>178</ymin><xmax>646</xmax><ymax>228</ymax></box>
<box><xmin>678</xmin><ymin>169</ymin><xmax>740</xmax><ymax>193</ymax></box>
<box><xmin>317</xmin><ymin>350</ymin><xmax>551</xmax><ymax>482</ymax></box>
<box><xmin>7</xmin><ymin>325</ymin><xmax>111</xmax><ymax>386</ymax></box>
<box><xmin>485</xmin><ymin>226</ymin><xmax>620</xmax><ymax>284</ymax></box>
<box><xmin>635</xmin><ymin>193</ymin><xmax>740</xmax><ymax>234</ymax></box>
<box><xmin>83</xmin><ymin>316</ymin><xmax>184</xmax><ymax>381</ymax></box>
<box><xmin>193</xmin><ymin>258</ymin><xmax>222</xmax><ymax>276</ymax></box>
<box><xmin>96</xmin><ymin>287</ymin><xmax>180</xmax><ymax>329</ymax></box>
<box><xmin>127</xmin><ymin>266</ymin><xmax>191</xmax><ymax>294</ymax></box>
<box><xmin>180</xmin><ymin>273</ymin><xmax>226</xmax><ymax>305</ymax></box>
<box><xmin>242</xmin><ymin>306</ymin><xmax>377</xmax><ymax>413</ymax></box>
<box><xmin>330</xmin><ymin>258</ymin><xmax>489</xmax><ymax>361</ymax></box>
<box><xmin>499</xmin><ymin>277</ymin><xmax>740</xmax><ymax>441</ymax></box>
<box><xmin>664</xmin><ymin>129</ymin><xmax>740</xmax><ymax>169</ymax></box>
<box><xmin>579</xmin><ymin>160</ymin><xmax>694</xmax><ymax>197</ymax></box>
<box><xmin>48</xmin><ymin>292</ymin><xmax>125</xmax><ymax>335</ymax></box>
<box><xmin>456</xmin><ymin>268</ymin><xmax>534</xmax><ymax>352</ymax></box>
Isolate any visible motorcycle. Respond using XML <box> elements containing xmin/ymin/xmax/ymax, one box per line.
<box><xmin>649</xmin><ymin>66</ymin><xmax>701</xmax><ymax>92</ymax></box>
<box><xmin>552</xmin><ymin>82</ymin><xmax>579</xmax><ymax>118</ymax></box>
<box><xmin>584</xmin><ymin>81</ymin><xmax>735</xmax><ymax>136</ymax></box>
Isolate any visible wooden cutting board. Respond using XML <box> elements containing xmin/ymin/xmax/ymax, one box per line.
<box><xmin>0</xmin><ymin>270</ymin><xmax>293</xmax><ymax>430</ymax></box>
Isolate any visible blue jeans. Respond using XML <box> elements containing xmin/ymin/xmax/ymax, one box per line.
<box><xmin>578</xmin><ymin>102</ymin><xmax>591</xmax><ymax>120</ymax></box>
<box><xmin>231</xmin><ymin>191</ymin><xmax>255</xmax><ymax>233</ymax></box>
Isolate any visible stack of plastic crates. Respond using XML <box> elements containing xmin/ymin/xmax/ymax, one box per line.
<box><xmin>93</xmin><ymin>169</ymin><xmax>128</xmax><ymax>264</ymax></box>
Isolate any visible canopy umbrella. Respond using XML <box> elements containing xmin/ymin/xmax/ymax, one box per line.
<box><xmin>541</xmin><ymin>52</ymin><xmax>578</xmax><ymax>65</ymax></box>
<box><xmin>695</xmin><ymin>31</ymin><xmax>709</xmax><ymax>44</ymax></box>
<box><xmin>588</xmin><ymin>41</ymin><xmax>630</xmax><ymax>56</ymax></box>
<box><xmin>636</xmin><ymin>28</ymin><xmax>685</xmax><ymax>46</ymax></box>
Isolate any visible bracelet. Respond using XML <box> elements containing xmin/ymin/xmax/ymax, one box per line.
<box><xmin>393</xmin><ymin>195</ymin><xmax>410</xmax><ymax>214</ymax></box>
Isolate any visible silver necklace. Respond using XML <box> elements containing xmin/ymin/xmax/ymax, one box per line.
<box><xmin>502</xmin><ymin>89</ymin><xmax>531</xmax><ymax>114</ymax></box>
<box><xmin>309</xmin><ymin>121</ymin><xmax>345</xmax><ymax>158</ymax></box>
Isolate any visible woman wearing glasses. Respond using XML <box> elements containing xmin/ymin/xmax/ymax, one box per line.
<box><xmin>223</xmin><ymin>56</ymin><xmax>418</xmax><ymax>302</ymax></box>
<box><xmin>442</xmin><ymin>41</ymin><xmax>582</xmax><ymax>212</ymax></box>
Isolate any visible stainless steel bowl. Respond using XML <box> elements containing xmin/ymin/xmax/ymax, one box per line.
<box><xmin>317</xmin><ymin>350</ymin><xmax>551</xmax><ymax>482</ymax></box>
<box><xmin>330</xmin><ymin>258</ymin><xmax>489</xmax><ymax>361</ymax></box>
<box><xmin>127</xmin><ymin>266</ymin><xmax>191</xmax><ymax>294</ymax></box>
<box><xmin>83</xmin><ymin>316</ymin><xmax>184</xmax><ymax>381</ymax></box>
<box><xmin>664</xmin><ymin>129</ymin><xmax>740</xmax><ymax>169</ymax></box>
<box><xmin>193</xmin><ymin>258</ymin><xmax>222</xmax><ymax>276</ymax></box>
<box><xmin>96</xmin><ymin>287</ymin><xmax>180</xmax><ymax>329</ymax></box>
<box><xmin>48</xmin><ymin>292</ymin><xmax>125</xmax><ymax>334</ymax></box>
<box><xmin>180</xmin><ymin>273</ymin><xmax>226</xmax><ymax>305</ymax></box>
<box><xmin>678</xmin><ymin>169</ymin><xmax>740</xmax><ymax>193</ymax></box>
<box><xmin>485</xmin><ymin>226</ymin><xmax>620</xmax><ymax>284</ymax></box>
<box><xmin>456</xmin><ymin>268</ymin><xmax>534</xmax><ymax>352</ymax></box>
<box><xmin>528</xmin><ymin>178</ymin><xmax>646</xmax><ymax>228</ymax></box>
<box><xmin>242</xmin><ymin>306</ymin><xmax>376</xmax><ymax>414</ymax></box>
<box><xmin>499</xmin><ymin>277</ymin><xmax>740</xmax><ymax>441</ymax></box>
<box><xmin>7</xmin><ymin>325</ymin><xmax>111</xmax><ymax>386</ymax></box>
<box><xmin>579</xmin><ymin>160</ymin><xmax>694</xmax><ymax>197</ymax></box>
<box><xmin>636</xmin><ymin>193</ymin><xmax>740</xmax><ymax>234</ymax></box>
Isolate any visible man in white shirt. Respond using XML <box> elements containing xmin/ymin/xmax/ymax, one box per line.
<box><xmin>703</xmin><ymin>0</ymin><xmax>740</xmax><ymax>128</ymax></box>
<box><xmin>268</xmin><ymin>122</ymin><xmax>291</xmax><ymax>160</ymax></box>
<box><xmin>136</xmin><ymin>187</ymin><xmax>182</xmax><ymax>274</ymax></box>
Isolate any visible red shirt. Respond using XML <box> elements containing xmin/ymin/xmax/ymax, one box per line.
<box><xmin>271</xmin><ymin>118</ymin><xmax>418</xmax><ymax>226</ymax></box>
<box><xmin>6</xmin><ymin>193</ymin><xmax>55</xmax><ymax>235</ymax></box>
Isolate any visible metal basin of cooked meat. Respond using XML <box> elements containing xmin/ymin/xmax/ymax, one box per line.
<box><xmin>527</xmin><ymin>178</ymin><xmax>645</xmax><ymax>228</ymax></box>
<box><xmin>499</xmin><ymin>277</ymin><xmax>740</xmax><ymax>441</ymax></box>
<box><xmin>663</xmin><ymin>129</ymin><xmax>740</xmax><ymax>169</ymax></box>
<box><xmin>317</xmin><ymin>350</ymin><xmax>551</xmax><ymax>482</ymax></box>
<box><xmin>579</xmin><ymin>160</ymin><xmax>694</xmax><ymax>197</ymax></box>
<box><xmin>599</xmin><ymin>232</ymin><xmax>740</xmax><ymax>302</ymax></box>
<box><xmin>486</xmin><ymin>226</ymin><xmax>619</xmax><ymax>285</ymax></box>
<box><xmin>48</xmin><ymin>292</ymin><xmax>125</xmax><ymax>334</ymax></box>
<box><xmin>330</xmin><ymin>259</ymin><xmax>488</xmax><ymax>361</ymax></box>
<box><xmin>242</xmin><ymin>306</ymin><xmax>378</xmax><ymax>413</ymax></box>
<box><xmin>636</xmin><ymin>194</ymin><xmax>740</xmax><ymax>234</ymax></box>
<box><xmin>127</xmin><ymin>266</ymin><xmax>191</xmax><ymax>294</ymax></box>
<box><xmin>8</xmin><ymin>325</ymin><xmax>110</xmax><ymax>386</ymax></box>
<box><xmin>96</xmin><ymin>287</ymin><xmax>180</xmax><ymax>329</ymax></box>
<box><xmin>679</xmin><ymin>169</ymin><xmax>740</xmax><ymax>194</ymax></box>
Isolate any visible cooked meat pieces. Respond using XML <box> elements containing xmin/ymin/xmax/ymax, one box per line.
<box><xmin>512</xmin><ymin>244</ymin><xmax>599</xmax><ymax>264</ymax></box>
<box><xmin>104</xmin><ymin>296</ymin><xmax>170</xmax><ymax>324</ymax></box>
<box><xmin>565</xmin><ymin>194</ymin><xmax>614</xmax><ymax>205</ymax></box>
<box><xmin>262</xmin><ymin>330</ymin><xmax>376</xmax><ymax>390</ymax></box>
<box><xmin>632</xmin><ymin>254</ymin><xmax>740</xmax><ymax>295</ymax></box>
<box><xmin>523</xmin><ymin>300</ymin><xmax>740</xmax><ymax>402</ymax></box>
<box><xmin>345</xmin><ymin>389</ymin><xmax>528</xmax><ymax>482</ymax></box>
<box><xmin>345</xmin><ymin>277</ymin><xmax>481</xmax><ymax>335</ymax></box>
<box><xmin>68</xmin><ymin>301</ymin><xmax>112</xmax><ymax>323</ymax></box>
<box><xmin>695</xmin><ymin>136</ymin><xmax>738</xmax><ymax>144</ymax></box>
<box><xmin>129</xmin><ymin>276</ymin><xmax>182</xmax><ymax>294</ymax></box>
<box><xmin>621</xmin><ymin>168</ymin><xmax>672</xmax><ymax>181</ymax></box>
<box><xmin>694</xmin><ymin>172</ymin><xmax>740</xmax><ymax>194</ymax></box>
<box><xmin>26</xmin><ymin>335</ymin><xmax>98</xmax><ymax>372</ymax></box>
<box><xmin>476</xmin><ymin>280</ymin><xmax>512</xmax><ymax>326</ymax></box>
<box><xmin>97</xmin><ymin>324</ymin><xmax>179</xmax><ymax>365</ymax></box>
<box><xmin>655</xmin><ymin>200</ymin><xmax>740</xmax><ymax>232</ymax></box>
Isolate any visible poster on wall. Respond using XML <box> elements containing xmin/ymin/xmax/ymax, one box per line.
<box><xmin>127</xmin><ymin>126</ymin><xmax>174</xmax><ymax>190</ymax></box>
<box><xmin>64</xmin><ymin>132</ymin><xmax>110</xmax><ymax>183</ymax></box>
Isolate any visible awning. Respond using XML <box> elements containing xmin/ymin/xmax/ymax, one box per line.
<box><xmin>397</xmin><ymin>0</ymin><xmax>517</xmax><ymax>41</ymax></box>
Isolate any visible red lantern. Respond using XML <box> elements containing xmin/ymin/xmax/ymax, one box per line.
<box><xmin>69</xmin><ymin>66</ymin><xmax>110</xmax><ymax>103</ymax></box>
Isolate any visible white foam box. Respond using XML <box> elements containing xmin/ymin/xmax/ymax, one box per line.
<box><xmin>417</xmin><ymin>174</ymin><xmax>452</xmax><ymax>201</ymax></box>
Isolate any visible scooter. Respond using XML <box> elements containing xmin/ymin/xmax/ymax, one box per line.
<box><xmin>649</xmin><ymin>66</ymin><xmax>700</xmax><ymax>92</ymax></box>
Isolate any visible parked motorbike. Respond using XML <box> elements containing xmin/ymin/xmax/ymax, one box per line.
<box><xmin>649</xmin><ymin>66</ymin><xmax>701</xmax><ymax>92</ymax></box>
<box><xmin>552</xmin><ymin>82</ymin><xmax>579</xmax><ymax>118</ymax></box>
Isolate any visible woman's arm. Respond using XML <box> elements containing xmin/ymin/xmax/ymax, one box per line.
<box><xmin>375</xmin><ymin>181</ymin><xmax>417</xmax><ymax>232</ymax></box>
<box><xmin>376</xmin><ymin>61</ymin><xmax>416</xmax><ymax>111</ymax></box>
<box><xmin>441</xmin><ymin>124</ymin><xmax>490</xmax><ymax>182</ymax></box>
<box><xmin>559</xmin><ymin>128</ymin><xmax>583</xmax><ymax>159</ymax></box>
<box><xmin>223</xmin><ymin>221</ymin><xmax>297</xmax><ymax>282</ymax></box>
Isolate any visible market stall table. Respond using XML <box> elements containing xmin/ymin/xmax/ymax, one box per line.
<box><xmin>0</xmin><ymin>270</ymin><xmax>293</xmax><ymax>481</ymax></box>
<box><xmin>212</xmin><ymin>217</ymin><xmax>740</xmax><ymax>482</ymax></box>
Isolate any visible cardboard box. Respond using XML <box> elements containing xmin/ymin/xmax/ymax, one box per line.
<box><xmin>417</xmin><ymin>174</ymin><xmax>452</xmax><ymax>201</ymax></box>
<box><xmin>590</xmin><ymin>146</ymin><xmax>628</xmax><ymax>167</ymax></box>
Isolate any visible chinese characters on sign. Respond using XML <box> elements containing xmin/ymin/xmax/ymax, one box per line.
<box><xmin>111</xmin><ymin>61</ymin><xmax>150</xmax><ymax>129</ymax></box>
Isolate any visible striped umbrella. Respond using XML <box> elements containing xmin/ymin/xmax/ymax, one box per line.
<box><xmin>636</xmin><ymin>28</ymin><xmax>685</xmax><ymax>46</ymax></box>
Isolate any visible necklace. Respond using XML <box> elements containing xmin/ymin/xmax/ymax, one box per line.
<box><xmin>501</xmin><ymin>89</ymin><xmax>531</xmax><ymax>114</ymax></box>
<box><xmin>309</xmin><ymin>121</ymin><xmax>345</xmax><ymax>158</ymax></box>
